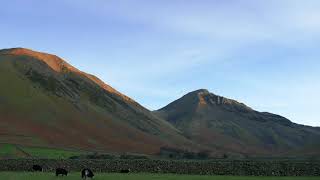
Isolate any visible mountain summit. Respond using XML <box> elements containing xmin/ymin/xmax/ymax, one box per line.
<box><xmin>0</xmin><ymin>48</ymin><xmax>133</xmax><ymax>102</ymax></box>
<box><xmin>181</xmin><ymin>89</ymin><xmax>252</xmax><ymax>111</ymax></box>
<box><xmin>0</xmin><ymin>48</ymin><xmax>76</xmax><ymax>72</ymax></box>
<box><xmin>154</xmin><ymin>89</ymin><xmax>320</xmax><ymax>157</ymax></box>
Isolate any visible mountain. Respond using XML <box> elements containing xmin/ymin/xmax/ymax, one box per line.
<box><xmin>1</xmin><ymin>48</ymin><xmax>319</xmax><ymax>158</ymax></box>
<box><xmin>154</xmin><ymin>89</ymin><xmax>320</xmax><ymax>157</ymax></box>
<box><xmin>0</xmin><ymin>48</ymin><xmax>193</xmax><ymax>155</ymax></box>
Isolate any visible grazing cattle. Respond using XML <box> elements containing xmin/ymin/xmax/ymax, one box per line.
<box><xmin>32</xmin><ymin>165</ymin><xmax>43</xmax><ymax>172</ymax></box>
<box><xmin>81</xmin><ymin>168</ymin><xmax>94</xmax><ymax>179</ymax></box>
<box><xmin>120</xmin><ymin>169</ymin><xmax>130</xmax><ymax>173</ymax></box>
<box><xmin>56</xmin><ymin>168</ymin><xmax>68</xmax><ymax>176</ymax></box>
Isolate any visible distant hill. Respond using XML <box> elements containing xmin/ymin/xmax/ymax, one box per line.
<box><xmin>154</xmin><ymin>89</ymin><xmax>320</xmax><ymax>157</ymax></box>
<box><xmin>0</xmin><ymin>48</ymin><xmax>193</xmax><ymax>155</ymax></box>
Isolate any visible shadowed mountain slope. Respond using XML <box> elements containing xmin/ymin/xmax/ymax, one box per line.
<box><xmin>154</xmin><ymin>89</ymin><xmax>320</xmax><ymax>157</ymax></box>
<box><xmin>0</xmin><ymin>48</ymin><xmax>193</xmax><ymax>154</ymax></box>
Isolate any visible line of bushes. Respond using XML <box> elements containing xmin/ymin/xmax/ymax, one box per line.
<box><xmin>69</xmin><ymin>153</ymin><xmax>149</xmax><ymax>160</ymax></box>
<box><xmin>0</xmin><ymin>159</ymin><xmax>319</xmax><ymax>176</ymax></box>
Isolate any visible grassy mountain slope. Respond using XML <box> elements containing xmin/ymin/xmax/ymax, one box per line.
<box><xmin>154</xmin><ymin>89</ymin><xmax>320</xmax><ymax>157</ymax></box>
<box><xmin>0</xmin><ymin>48</ymin><xmax>193</xmax><ymax>155</ymax></box>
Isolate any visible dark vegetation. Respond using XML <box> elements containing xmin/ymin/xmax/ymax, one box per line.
<box><xmin>69</xmin><ymin>153</ymin><xmax>149</xmax><ymax>160</ymax></box>
<box><xmin>70</xmin><ymin>147</ymin><xmax>210</xmax><ymax>160</ymax></box>
<box><xmin>159</xmin><ymin>147</ymin><xmax>210</xmax><ymax>160</ymax></box>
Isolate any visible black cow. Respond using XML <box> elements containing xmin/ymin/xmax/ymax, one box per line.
<box><xmin>120</xmin><ymin>169</ymin><xmax>130</xmax><ymax>173</ymax></box>
<box><xmin>81</xmin><ymin>168</ymin><xmax>94</xmax><ymax>179</ymax></box>
<box><xmin>32</xmin><ymin>165</ymin><xmax>43</xmax><ymax>172</ymax></box>
<box><xmin>56</xmin><ymin>168</ymin><xmax>68</xmax><ymax>176</ymax></box>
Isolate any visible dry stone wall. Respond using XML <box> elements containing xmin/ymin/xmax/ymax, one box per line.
<box><xmin>0</xmin><ymin>159</ymin><xmax>319</xmax><ymax>176</ymax></box>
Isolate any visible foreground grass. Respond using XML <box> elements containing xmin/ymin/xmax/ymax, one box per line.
<box><xmin>0</xmin><ymin>172</ymin><xmax>318</xmax><ymax>180</ymax></box>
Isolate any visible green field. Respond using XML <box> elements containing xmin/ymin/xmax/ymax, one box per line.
<box><xmin>0</xmin><ymin>172</ymin><xmax>318</xmax><ymax>180</ymax></box>
<box><xmin>0</xmin><ymin>144</ymin><xmax>85</xmax><ymax>159</ymax></box>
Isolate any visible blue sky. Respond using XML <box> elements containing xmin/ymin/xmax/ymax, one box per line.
<box><xmin>1</xmin><ymin>0</ymin><xmax>319</xmax><ymax>126</ymax></box>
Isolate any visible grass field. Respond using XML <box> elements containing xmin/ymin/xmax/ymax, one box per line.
<box><xmin>0</xmin><ymin>172</ymin><xmax>318</xmax><ymax>180</ymax></box>
<box><xmin>0</xmin><ymin>144</ymin><xmax>84</xmax><ymax>159</ymax></box>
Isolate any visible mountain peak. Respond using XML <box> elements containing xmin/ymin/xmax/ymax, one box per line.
<box><xmin>187</xmin><ymin>89</ymin><xmax>227</xmax><ymax>105</ymax></box>
<box><xmin>192</xmin><ymin>89</ymin><xmax>210</xmax><ymax>94</ymax></box>
<box><xmin>181</xmin><ymin>89</ymin><xmax>253</xmax><ymax>111</ymax></box>
<box><xmin>0</xmin><ymin>47</ymin><xmax>39</xmax><ymax>54</ymax></box>
<box><xmin>0</xmin><ymin>47</ymin><xmax>78</xmax><ymax>73</ymax></box>
<box><xmin>157</xmin><ymin>89</ymin><xmax>253</xmax><ymax>114</ymax></box>
<box><xmin>190</xmin><ymin>89</ymin><xmax>211</xmax><ymax>106</ymax></box>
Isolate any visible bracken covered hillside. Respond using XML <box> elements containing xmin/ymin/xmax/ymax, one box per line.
<box><xmin>0</xmin><ymin>48</ymin><xmax>193</xmax><ymax>154</ymax></box>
